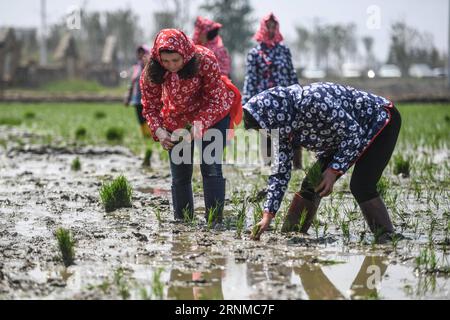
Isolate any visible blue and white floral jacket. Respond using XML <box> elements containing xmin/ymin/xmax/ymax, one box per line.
<box><xmin>242</xmin><ymin>43</ymin><xmax>299</xmax><ymax>105</ymax></box>
<box><xmin>243</xmin><ymin>82</ymin><xmax>393</xmax><ymax>215</ymax></box>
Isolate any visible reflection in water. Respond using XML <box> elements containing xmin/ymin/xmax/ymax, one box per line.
<box><xmin>349</xmin><ymin>256</ymin><xmax>388</xmax><ymax>299</ymax></box>
<box><xmin>136</xmin><ymin>187</ymin><xmax>171</xmax><ymax>196</ymax></box>
<box><xmin>294</xmin><ymin>256</ymin><xmax>388</xmax><ymax>300</ymax></box>
<box><xmin>149</xmin><ymin>233</ymin><xmax>448</xmax><ymax>300</ymax></box>
<box><xmin>294</xmin><ymin>264</ymin><xmax>345</xmax><ymax>300</ymax></box>
<box><xmin>164</xmin><ymin>235</ymin><xmax>390</xmax><ymax>300</ymax></box>
<box><xmin>167</xmin><ymin>233</ymin><xmax>225</xmax><ymax>300</ymax></box>
<box><xmin>168</xmin><ymin>268</ymin><xmax>224</xmax><ymax>300</ymax></box>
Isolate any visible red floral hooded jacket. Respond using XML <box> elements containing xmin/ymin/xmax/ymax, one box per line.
<box><xmin>140</xmin><ymin>29</ymin><xmax>241</xmax><ymax>140</ymax></box>
<box><xmin>192</xmin><ymin>16</ymin><xmax>232</xmax><ymax>76</ymax></box>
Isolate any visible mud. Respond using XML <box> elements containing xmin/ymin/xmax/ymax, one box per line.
<box><xmin>0</xmin><ymin>126</ymin><xmax>449</xmax><ymax>300</ymax></box>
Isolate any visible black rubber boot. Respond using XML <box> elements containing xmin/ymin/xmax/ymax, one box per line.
<box><xmin>293</xmin><ymin>147</ymin><xmax>303</xmax><ymax>170</ymax></box>
<box><xmin>171</xmin><ymin>183</ymin><xmax>194</xmax><ymax>220</ymax></box>
<box><xmin>203</xmin><ymin>177</ymin><xmax>226</xmax><ymax>224</ymax></box>
<box><xmin>281</xmin><ymin>192</ymin><xmax>321</xmax><ymax>233</ymax></box>
<box><xmin>359</xmin><ymin>197</ymin><xmax>395</xmax><ymax>244</ymax></box>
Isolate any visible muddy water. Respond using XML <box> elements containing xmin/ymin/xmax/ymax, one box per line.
<box><xmin>0</xmin><ymin>127</ymin><xmax>449</xmax><ymax>300</ymax></box>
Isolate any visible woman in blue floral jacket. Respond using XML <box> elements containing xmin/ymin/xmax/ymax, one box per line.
<box><xmin>243</xmin><ymin>82</ymin><xmax>402</xmax><ymax>243</ymax></box>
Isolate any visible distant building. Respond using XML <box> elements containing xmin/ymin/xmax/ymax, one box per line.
<box><xmin>0</xmin><ymin>28</ymin><xmax>21</xmax><ymax>85</ymax></box>
<box><xmin>86</xmin><ymin>35</ymin><xmax>120</xmax><ymax>87</ymax></box>
<box><xmin>54</xmin><ymin>33</ymin><xmax>79</xmax><ymax>78</ymax></box>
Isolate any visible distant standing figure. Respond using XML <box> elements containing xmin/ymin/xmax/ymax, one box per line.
<box><xmin>243</xmin><ymin>13</ymin><xmax>301</xmax><ymax>169</ymax></box>
<box><xmin>192</xmin><ymin>16</ymin><xmax>232</xmax><ymax>77</ymax></box>
<box><xmin>124</xmin><ymin>45</ymin><xmax>152</xmax><ymax>138</ymax></box>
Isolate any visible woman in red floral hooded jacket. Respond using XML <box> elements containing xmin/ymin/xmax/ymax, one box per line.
<box><xmin>140</xmin><ymin>29</ymin><xmax>242</xmax><ymax>223</ymax></box>
<box><xmin>192</xmin><ymin>16</ymin><xmax>232</xmax><ymax>77</ymax></box>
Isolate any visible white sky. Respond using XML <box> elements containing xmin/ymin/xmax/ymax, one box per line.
<box><xmin>0</xmin><ymin>0</ymin><xmax>448</xmax><ymax>61</ymax></box>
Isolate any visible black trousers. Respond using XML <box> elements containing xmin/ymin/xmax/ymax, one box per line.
<box><xmin>135</xmin><ymin>104</ymin><xmax>146</xmax><ymax>124</ymax></box>
<box><xmin>300</xmin><ymin>106</ymin><xmax>401</xmax><ymax>204</ymax></box>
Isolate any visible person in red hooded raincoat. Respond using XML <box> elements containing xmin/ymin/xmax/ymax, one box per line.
<box><xmin>140</xmin><ymin>29</ymin><xmax>242</xmax><ymax>223</ymax></box>
<box><xmin>192</xmin><ymin>16</ymin><xmax>232</xmax><ymax>77</ymax></box>
<box><xmin>243</xmin><ymin>13</ymin><xmax>302</xmax><ymax>170</ymax></box>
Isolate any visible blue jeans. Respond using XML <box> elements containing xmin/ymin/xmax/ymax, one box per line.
<box><xmin>169</xmin><ymin>115</ymin><xmax>230</xmax><ymax>186</ymax></box>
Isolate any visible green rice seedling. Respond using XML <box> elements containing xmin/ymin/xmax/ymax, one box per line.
<box><xmin>304</xmin><ymin>162</ymin><xmax>323</xmax><ymax>190</ymax></box>
<box><xmin>431</xmin><ymin>191</ymin><xmax>439</xmax><ymax>210</ymax></box>
<box><xmin>182</xmin><ymin>206</ymin><xmax>196</xmax><ymax>226</ymax></box>
<box><xmin>24</xmin><ymin>111</ymin><xmax>36</xmax><ymax>119</ymax></box>
<box><xmin>75</xmin><ymin>127</ymin><xmax>87</xmax><ymax>139</ymax></box>
<box><xmin>94</xmin><ymin>111</ymin><xmax>106</xmax><ymax>119</ymax></box>
<box><xmin>55</xmin><ymin>228</ymin><xmax>76</xmax><ymax>267</ymax></box>
<box><xmin>376</xmin><ymin>176</ymin><xmax>390</xmax><ymax>199</ymax></box>
<box><xmin>340</xmin><ymin>219</ymin><xmax>350</xmax><ymax>243</ymax></box>
<box><xmin>140</xmin><ymin>287</ymin><xmax>151</xmax><ymax>300</ymax></box>
<box><xmin>142</xmin><ymin>147</ymin><xmax>153</xmax><ymax>167</ymax></box>
<box><xmin>252</xmin><ymin>202</ymin><xmax>263</xmax><ymax>225</ymax></box>
<box><xmin>0</xmin><ymin>117</ymin><xmax>22</xmax><ymax>126</ymax></box>
<box><xmin>322</xmin><ymin>221</ymin><xmax>329</xmax><ymax>238</ymax></box>
<box><xmin>393</xmin><ymin>154</ymin><xmax>411</xmax><ymax>177</ymax></box>
<box><xmin>365</xmin><ymin>291</ymin><xmax>381</xmax><ymax>300</ymax></box>
<box><xmin>71</xmin><ymin>157</ymin><xmax>81</xmax><ymax>171</ymax></box>
<box><xmin>412</xmin><ymin>218</ymin><xmax>421</xmax><ymax>241</ymax></box>
<box><xmin>415</xmin><ymin>246</ymin><xmax>439</xmax><ymax>273</ymax></box>
<box><xmin>391</xmin><ymin>233</ymin><xmax>403</xmax><ymax>251</ymax></box>
<box><xmin>106</xmin><ymin>127</ymin><xmax>124</xmax><ymax>142</ymax></box>
<box><xmin>296</xmin><ymin>208</ymin><xmax>308</xmax><ymax>232</ymax></box>
<box><xmin>251</xmin><ymin>224</ymin><xmax>261</xmax><ymax>239</ymax></box>
<box><xmin>114</xmin><ymin>268</ymin><xmax>130</xmax><ymax>300</ymax></box>
<box><xmin>235</xmin><ymin>201</ymin><xmax>247</xmax><ymax>238</ymax></box>
<box><xmin>224</xmin><ymin>216</ymin><xmax>232</xmax><ymax>230</ymax></box>
<box><xmin>151</xmin><ymin>268</ymin><xmax>164</xmax><ymax>300</ymax></box>
<box><xmin>99</xmin><ymin>175</ymin><xmax>133</xmax><ymax>212</ymax></box>
<box><xmin>207</xmin><ymin>205</ymin><xmax>218</xmax><ymax>230</ymax></box>
<box><xmin>274</xmin><ymin>212</ymin><xmax>282</xmax><ymax>232</ymax></box>
<box><xmin>411</xmin><ymin>179</ymin><xmax>422</xmax><ymax>200</ymax></box>
<box><xmin>427</xmin><ymin>215</ymin><xmax>437</xmax><ymax>244</ymax></box>
<box><xmin>312</xmin><ymin>217</ymin><xmax>321</xmax><ymax>239</ymax></box>
<box><xmin>445</xmin><ymin>219</ymin><xmax>450</xmax><ymax>244</ymax></box>
<box><xmin>154</xmin><ymin>207</ymin><xmax>162</xmax><ymax>225</ymax></box>
<box><xmin>98</xmin><ymin>280</ymin><xmax>111</xmax><ymax>294</ymax></box>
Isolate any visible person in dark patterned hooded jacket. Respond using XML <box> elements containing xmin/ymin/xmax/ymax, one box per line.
<box><xmin>243</xmin><ymin>13</ymin><xmax>302</xmax><ymax>169</ymax></box>
<box><xmin>243</xmin><ymin>82</ymin><xmax>402</xmax><ymax>244</ymax></box>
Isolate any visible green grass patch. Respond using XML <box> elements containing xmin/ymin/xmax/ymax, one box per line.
<box><xmin>142</xmin><ymin>147</ymin><xmax>153</xmax><ymax>167</ymax></box>
<box><xmin>94</xmin><ymin>111</ymin><xmax>107</xmax><ymax>119</ymax></box>
<box><xmin>106</xmin><ymin>127</ymin><xmax>124</xmax><ymax>142</ymax></box>
<box><xmin>0</xmin><ymin>102</ymin><xmax>155</xmax><ymax>155</ymax></box>
<box><xmin>393</xmin><ymin>154</ymin><xmax>411</xmax><ymax>177</ymax></box>
<box><xmin>24</xmin><ymin>111</ymin><xmax>36</xmax><ymax>119</ymax></box>
<box><xmin>99</xmin><ymin>175</ymin><xmax>133</xmax><ymax>212</ymax></box>
<box><xmin>75</xmin><ymin>127</ymin><xmax>87</xmax><ymax>139</ymax></box>
<box><xmin>55</xmin><ymin>227</ymin><xmax>76</xmax><ymax>267</ymax></box>
<box><xmin>0</xmin><ymin>117</ymin><xmax>22</xmax><ymax>126</ymax></box>
<box><xmin>71</xmin><ymin>157</ymin><xmax>81</xmax><ymax>171</ymax></box>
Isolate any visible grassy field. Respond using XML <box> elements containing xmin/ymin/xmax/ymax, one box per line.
<box><xmin>0</xmin><ymin>102</ymin><xmax>156</xmax><ymax>156</ymax></box>
<box><xmin>0</xmin><ymin>102</ymin><xmax>448</xmax><ymax>156</ymax></box>
<box><xmin>6</xmin><ymin>79</ymin><xmax>128</xmax><ymax>95</ymax></box>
